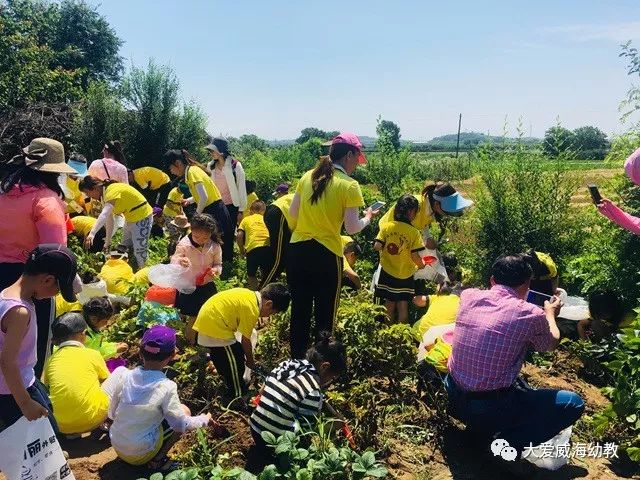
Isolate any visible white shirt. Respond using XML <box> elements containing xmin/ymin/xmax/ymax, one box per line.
<box><xmin>102</xmin><ymin>366</ymin><xmax>208</xmax><ymax>459</ymax></box>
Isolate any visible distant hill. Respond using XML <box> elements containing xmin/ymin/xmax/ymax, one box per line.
<box><xmin>267</xmin><ymin>132</ymin><xmax>541</xmax><ymax>151</ymax></box>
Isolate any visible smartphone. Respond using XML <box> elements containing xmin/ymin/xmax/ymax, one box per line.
<box><xmin>526</xmin><ymin>289</ymin><xmax>552</xmax><ymax>307</ymax></box>
<box><xmin>588</xmin><ymin>184</ymin><xmax>602</xmax><ymax>205</ymax></box>
<box><xmin>369</xmin><ymin>200</ymin><xmax>386</xmax><ymax>211</ymax></box>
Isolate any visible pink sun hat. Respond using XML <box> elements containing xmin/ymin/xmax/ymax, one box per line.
<box><xmin>624</xmin><ymin>147</ymin><xmax>640</xmax><ymax>186</ymax></box>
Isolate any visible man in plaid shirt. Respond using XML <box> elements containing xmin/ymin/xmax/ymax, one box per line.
<box><xmin>445</xmin><ymin>255</ymin><xmax>584</xmax><ymax>457</ymax></box>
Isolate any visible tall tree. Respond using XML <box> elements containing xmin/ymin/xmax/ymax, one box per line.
<box><xmin>376</xmin><ymin>117</ymin><xmax>401</xmax><ymax>154</ymax></box>
<box><xmin>573</xmin><ymin>126</ymin><xmax>609</xmax><ymax>153</ymax></box>
<box><xmin>295</xmin><ymin>127</ymin><xmax>338</xmax><ymax>144</ymax></box>
<box><xmin>543</xmin><ymin>125</ymin><xmax>575</xmax><ymax>157</ymax></box>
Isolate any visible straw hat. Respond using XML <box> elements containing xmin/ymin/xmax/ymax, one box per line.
<box><xmin>170</xmin><ymin>215</ymin><xmax>190</xmax><ymax>229</ymax></box>
<box><xmin>22</xmin><ymin>138</ymin><xmax>77</xmax><ymax>174</ymax></box>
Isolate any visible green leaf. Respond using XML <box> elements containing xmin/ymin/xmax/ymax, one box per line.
<box><xmin>150</xmin><ymin>473</ymin><xmax>164</xmax><ymax>480</ymax></box>
<box><xmin>365</xmin><ymin>466</ymin><xmax>388</xmax><ymax>478</ymax></box>
<box><xmin>164</xmin><ymin>472</ymin><xmax>182</xmax><ymax>480</ymax></box>
<box><xmin>257</xmin><ymin>465</ymin><xmax>277</xmax><ymax>480</ymax></box>
<box><xmin>360</xmin><ymin>451</ymin><xmax>376</xmax><ymax>468</ymax></box>
<box><xmin>626</xmin><ymin>414</ymin><xmax>637</xmax><ymax>423</ymax></box>
<box><xmin>352</xmin><ymin>463</ymin><xmax>367</xmax><ymax>474</ymax></box>
<box><xmin>627</xmin><ymin>447</ymin><xmax>640</xmax><ymax>461</ymax></box>
<box><xmin>295</xmin><ymin>469</ymin><xmax>312</xmax><ymax>480</ymax></box>
<box><xmin>261</xmin><ymin>431</ymin><xmax>278</xmax><ymax>446</ymax></box>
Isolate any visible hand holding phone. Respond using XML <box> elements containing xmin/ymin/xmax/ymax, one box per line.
<box><xmin>369</xmin><ymin>200</ymin><xmax>386</xmax><ymax>211</ymax></box>
<box><xmin>526</xmin><ymin>289</ymin><xmax>552</xmax><ymax>307</ymax></box>
<box><xmin>588</xmin><ymin>184</ymin><xmax>602</xmax><ymax>205</ymax></box>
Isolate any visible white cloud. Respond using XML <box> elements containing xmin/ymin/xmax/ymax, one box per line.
<box><xmin>543</xmin><ymin>22</ymin><xmax>640</xmax><ymax>43</ymax></box>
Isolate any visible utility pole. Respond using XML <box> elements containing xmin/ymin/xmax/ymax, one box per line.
<box><xmin>455</xmin><ymin>113</ymin><xmax>462</xmax><ymax>158</ymax></box>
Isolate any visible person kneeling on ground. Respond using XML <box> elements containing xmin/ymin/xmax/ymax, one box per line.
<box><xmin>193</xmin><ymin>283</ymin><xmax>290</xmax><ymax>402</ymax></box>
<box><xmin>445</xmin><ymin>255</ymin><xmax>585</xmax><ymax>464</ymax></box>
<box><xmin>83</xmin><ymin>297</ymin><xmax>128</xmax><ymax>360</ymax></box>
<box><xmin>246</xmin><ymin>332</ymin><xmax>347</xmax><ymax>473</ymax></box>
<box><xmin>102</xmin><ymin>326</ymin><xmax>213</xmax><ymax>471</ymax></box>
<box><xmin>43</xmin><ymin>313</ymin><xmax>110</xmax><ymax>438</ymax></box>
<box><xmin>237</xmin><ymin>200</ymin><xmax>271</xmax><ymax>291</ymax></box>
<box><xmin>341</xmin><ymin>236</ymin><xmax>361</xmax><ymax>291</ymax></box>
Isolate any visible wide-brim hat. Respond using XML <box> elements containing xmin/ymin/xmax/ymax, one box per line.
<box><xmin>22</xmin><ymin>138</ymin><xmax>77</xmax><ymax>174</ymax></box>
<box><xmin>67</xmin><ymin>159</ymin><xmax>88</xmax><ymax>177</ymax></box>
<box><xmin>433</xmin><ymin>191</ymin><xmax>474</xmax><ymax>214</ymax></box>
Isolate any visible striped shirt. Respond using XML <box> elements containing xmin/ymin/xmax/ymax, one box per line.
<box><xmin>250</xmin><ymin>359</ymin><xmax>323</xmax><ymax>437</ymax></box>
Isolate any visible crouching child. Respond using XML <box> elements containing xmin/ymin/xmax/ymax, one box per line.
<box><xmin>193</xmin><ymin>283</ymin><xmax>290</xmax><ymax>401</ymax></box>
<box><xmin>102</xmin><ymin>326</ymin><xmax>212</xmax><ymax>471</ymax></box>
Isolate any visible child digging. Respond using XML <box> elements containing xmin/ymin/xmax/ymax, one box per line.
<box><xmin>83</xmin><ymin>296</ymin><xmax>128</xmax><ymax>360</ymax></box>
<box><xmin>43</xmin><ymin>313</ymin><xmax>109</xmax><ymax>438</ymax></box>
<box><xmin>193</xmin><ymin>283</ymin><xmax>290</xmax><ymax>402</ymax></box>
<box><xmin>102</xmin><ymin>326</ymin><xmax>213</xmax><ymax>471</ymax></box>
<box><xmin>246</xmin><ymin>332</ymin><xmax>348</xmax><ymax>473</ymax></box>
<box><xmin>374</xmin><ymin>194</ymin><xmax>426</xmax><ymax>323</ymax></box>
<box><xmin>237</xmin><ymin>200</ymin><xmax>271</xmax><ymax>290</ymax></box>
<box><xmin>0</xmin><ymin>244</ymin><xmax>78</xmax><ymax>433</ymax></box>
<box><xmin>171</xmin><ymin>213</ymin><xmax>223</xmax><ymax>345</ymax></box>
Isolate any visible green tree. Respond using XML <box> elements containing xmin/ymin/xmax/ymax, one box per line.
<box><xmin>572</xmin><ymin>125</ymin><xmax>609</xmax><ymax>159</ymax></box>
<box><xmin>121</xmin><ymin>60</ymin><xmax>180</xmax><ymax>168</ymax></box>
<box><xmin>229</xmin><ymin>134</ymin><xmax>270</xmax><ymax>159</ymax></box>
<box><xmin>376</xmin><ymin>117</ymin><xmax>401</xmax><ymax>153</ymax></box>
<box><xmin>171</xmin><ymin>102</ymin><xmax>208</xmax><ymax>160</ymax></box>
<box><xmin>295</xmin><ymin>127</ymin><xmax>338</xmax><ymax>144</ymax></box>
<box><xmin>52</xmin><ymin>0</ymin><xmax>123</xmax><ymax>86</ymax></box>
<box><xmin>71</xmin><ymin>81</ymin><xmax>126</xmax><ymax>160</ymax></box>
<box><xmin>543</xmin><ymin>124</ymin><xmax>575</xmax><ymax>157</ymax></box>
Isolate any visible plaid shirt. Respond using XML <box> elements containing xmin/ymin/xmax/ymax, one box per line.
<box><xmin>448</xmin><ymin>284</ymin><xmax>555</xmax><ymax>392</ymax></box>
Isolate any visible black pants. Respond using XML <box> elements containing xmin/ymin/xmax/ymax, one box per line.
<box><xmin>245</xmin><ymin>429</ymin><xmax>275</xmax><ymax>474</ymax></box>
<box><xmin>154</xmin><ymin>182</ymin><xmax>174</xmax><ymax>208</ymax></box>
<box><xmin>0</xmin><ymin>263</ymin><xmax>53</xmax><ymax>378</ymax></box>
<box><xmin>224</xmin><ymin>204</ymin><xmax>239</xmax><ymax>263</ymax></box>
<box><xmin>208</xmin><ymin>342</ymin><xmax>246</xmax><ymax>398</ymax></box>
<box><xmin>287</xmin><ymin>240</ymin><xmax>343</xmax><ymax>359</ymax></box>
<box><xmin>260</xmin><ymin>206</ymin><xmax>292</xmax><ymax>288</ymax></box>
<box><xmin>202</xmin><ymin>200</ymin><xmax>233</xmax><ymax>263</ymax></box>
<box><xmin>176</xmin><ymin>282</ymin><xmax>217</xmax><ymax>317</ymax></box>
<box><xmin>0</xmin><ymin>379</ymin><xmax>58</xmax><ymax>433</ymax></box>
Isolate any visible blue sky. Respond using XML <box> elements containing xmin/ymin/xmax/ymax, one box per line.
<box><xmin>88</xmin><ymin>0</ymin><xmax>640</xmax><ymax>141</ymax></box>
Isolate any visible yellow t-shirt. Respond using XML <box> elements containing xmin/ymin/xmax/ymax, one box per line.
<box><xmin>65</xmin><ymin>177</ymin><xmax>90</xmax><ymax>214</ymax></box>
<box><xmin>133</xmin><ymin>167</ymin><xmax>170</xmax><ymax>190</ymax></box>
<box><xmin>133</xmin><ymin>266</ymin><xmax>150</xmax><ymax>285</ymax></box>
<box><xmin>341</xmin><ymin>236</ymin><xmax>354</xmax><ymax>272</ymax></box>
<box><xmin>104</xmin><ymin>183</ymin><xmax>153</xmax><ymax>223</ymax></box>
<box><xmin>163</xmin><ymin>187</ymin><xmax>183</xmax><ymax>218</ymax></box>
<box><xmin>193</xmin><ymin>288</ymin><xmax>260</xmax><ymax>340</ymax></box>
<box><xmin>71</xmin><ymin>215</ymin><xmax>96</xmax><ymax>237</ymax></box>
<box><xmin>185</xmin><ymin>166</ymin><xmax>221</xmax><ymax>208</ymax></box>
<box><xmin>243</xmin><ymin>192</ymin><xmax>259</xmax><ymax>219</ymax></box>
<box><xmin>413</xmin><ymin>294</ymin><xmax>461</xmax><ymax>341</ymax></box>
<box><xmin>238</xmin><ymin>214</ymin><xmax>270</xmax><ymax>253</ymax></box>
<box><xmin>55</xmin><ymin>294</ymin><xmax>82</xmax><ymax>317</ymax></box>
<box><xmin>376</xmin><ymin>220</ymin><xmax>424</xmax><ymax>279</ymax></box>
<box><xmin>99</xmin><ymin>258</ymin><xmax>134</xmax><ymax>295</ymax></box>
<box><xmin>291</xmin><ymin>170</ymin><xmax>364</xmax><ymax>257</ymax></box>
<box><xmin>272</xmin><ymin>193</ymin><xmax>297</xmax><ymax>231</ymax></box>
<box><xmin>42</xmin><ymin>344</ymin><xmax>109</xmax><ymax>434</ymax></box>
<box><xmin>379</xmin><ymin>194</ymin><xmax>434</xmax><ymax>231</ymax></box>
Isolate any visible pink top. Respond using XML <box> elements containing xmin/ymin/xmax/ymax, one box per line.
<box><xmin>448</xmin><ymin>285</ymin><xmax>555</xmax><ymax>392</ymax></box>
<box><xmin>0</xmin><ymin>185</ymin><xmax>67</xmax><ymax>263</ymax></box>
<box><xmin>599</xmin><ymin>200</ymin><xmax>640</xmax><ymax>235</ymax></box>
<box><xmin>0</xmin><ymin>293</ymin><xmax>37</xmax><ymax>394</ymax></box>
<box><xmin>88</xmin><ymin>158</ymin><xmax>129</xmax><ymax>184</ymax></box>
<box><xmin>212</xmin><ymin>167</ymin><xmax>233</xmax><ymax>205</ymax></box>
<box><xmin>625</xmin><ymin>147</ymin><xmax>640</xmax><ymax>186</ymax></box>
<box><xmin>171</xmin><ymin>235</ymin><xmax>222</xmax><ymax>286</ymax></box>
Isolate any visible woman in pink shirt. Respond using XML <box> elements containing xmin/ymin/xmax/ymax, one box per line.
<box><xmin>88</xmin><ymin>140</ymin><xmax>129</xmax><ymax>184</ymax></box>
<box><xmin>206</xmin><ymin>137</ymin><xmax>246</xmax><ymax>264</ymax></box>
<box><xmin>0</xmin><ymin>138</ymin><xmax>77</xmax><ymax>378</ymax></box>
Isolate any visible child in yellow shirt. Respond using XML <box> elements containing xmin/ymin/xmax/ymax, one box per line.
<box><xmin>193</xmin><ymin>284</ymin><xmax>290</xmax><ymax>401</ymax></box>
<box><xmin>237</xmin><ymin>200</ymin><xmax>271</xmax><ymax>291</ymax></box>
<box><xmin>43</xmin><ymin>313</ymin><xmax>110</xmax><ymax>436</ymax></box>
<box><xmin>374</xmin><ymin>194</ymin><xmax>426</xmax><ymax>323</ymax></box>
<box><xmin>341</xmin><ymin>236</ymin><xmax>361</xmax><ymax>291</ymax></box>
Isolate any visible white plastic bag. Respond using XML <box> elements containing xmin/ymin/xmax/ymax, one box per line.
<box><xmin>0</xmin><ymin>416</ymin><xmax>75</xmax><ymax>480</ymax></box>
<box><xmin>148</xmin><ymin>264</ymin><xmax>196</xmax><ymax>294</ymax></box>
<box><xmin>76</xmin><ymin>279</ymin><xmax>108</xmax><ymax>304</ymax></box>
<box><xmin>369</xmin><ymin>264</ymin><xmax>382</xmax><ymax>294</ymax></box>
<box><xmin>522</xmin><ymin>426</ymin><xmax>572</xmax><ymax>471</ymax></box>
<box><xmin>235</xmin><ymin>329</ymin><xmax>259</xmax><ymax>383</ymax></box>
<box><xmin>414</xmin><ymin>248</ymin><xmax>449</xmax><ymax>282</ymax></box>
<box><xmin>558</xmin><ymin>290</ymin><xmax>590</xmax><ymax>321</ymax></box>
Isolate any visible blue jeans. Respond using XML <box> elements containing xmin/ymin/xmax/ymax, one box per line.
<box><xmin>445</xmin><ymin>375</ymin><xmax>584</xmax><ymax>453</ymax></box>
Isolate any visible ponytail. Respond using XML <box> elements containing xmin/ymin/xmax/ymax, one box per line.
<box><xmin>78</xmin><ymin>175</ymin><xmax>116</xmax><ymax>193</ymax></box>
<box><xmin>310</xmin><ymin>156</ymin><xmax>334</xmax><ymax>204</ymax></box>
<box><xmin>163</xmin><ymin>149</ymin><xmax>210</xmax><ymax>175</ymax></box>
<box><xmin>104</xmin><ymin>140</ymin><xmax>127</xmax><ymax>166</ymax></box>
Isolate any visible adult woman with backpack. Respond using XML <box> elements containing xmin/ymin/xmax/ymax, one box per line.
<box><xmin>206</xmin><ymin>137</ymin><xmax>247</xmax><ymax>264</ymax></box>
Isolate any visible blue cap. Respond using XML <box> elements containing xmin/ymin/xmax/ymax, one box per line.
<box><xmin>67</xmin><ymin>159</ymin><xmax>88</xmax><ymax>177</ymax></box>
<box><xmin>433</xmin><ymin>191</ymin><xmax>473</xmax><ymax>214</ymax></box>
